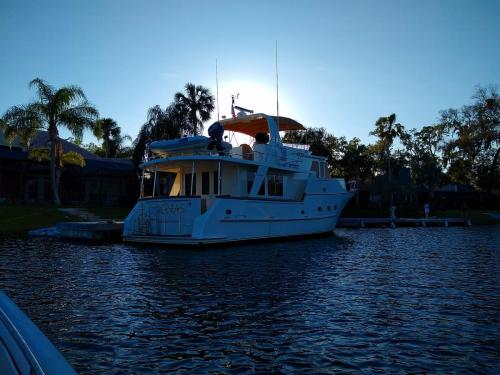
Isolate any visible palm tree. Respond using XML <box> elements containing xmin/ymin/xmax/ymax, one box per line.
<box><xmin>370</xmin><ymin>113</ymin><xmax>405</xmax><ymax>206</ymax></box>
<box><xmin>174</xmin><ymin>83</ymin><xmax>214</xmax><ymax>136</ymax></box>
<box><xmin>29</xmin><ymin>147</ymin><xmax>86</xmax><ymax>167</ymax></box>
<box><xmin>95</xmin><ymin>118</ymin><xmax>132</xmax><ymax>157</ymax></box>
<box><xmin>1</xmin><ymin>78</ymin><xmax>98</xmax><ymax>205</ymax></box>
<box><xmin>132</xmin><ymin>104</ymin><xmax>185</xmax><ymax>166</ymax></box>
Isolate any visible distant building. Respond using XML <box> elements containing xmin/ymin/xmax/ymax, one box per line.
<box><xmin>0</xmin><ymin>131</ymin><xmax>138</xmax><ymax>205</ymax></box>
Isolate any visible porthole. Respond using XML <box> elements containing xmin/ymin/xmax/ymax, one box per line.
<box><xmin>322</xmin><ymin>187</ymin><xmax>326</xmax><ymax>192</ymax></box>
<box><xmin>334</xmin><ymin>205</ymin><xmax>338</xmax><ymax>210</ymax></box>
<box><xmin>327</xmin><ymin>206</ymin><xmax>331</xmax><ymax>211</ymax></box>
<box><xmin>318</xmin><ymin>206</ymin><xmax>322</xmax><ymax>212</ymax></box>
<box><xmin>301</xmin><ymin>210</ymin><xmax>305</xmax><ymax>214</ymax></box>
<box><xmin>225</xmin><ymin>209</ymin><xmax>232</xmax><ymax>215</ymax></box>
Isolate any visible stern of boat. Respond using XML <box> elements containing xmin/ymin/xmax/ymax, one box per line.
<box><xmin>123</xmin><ymin>197</ymin><xmax>201</xmax><ymax>239</ymax></box>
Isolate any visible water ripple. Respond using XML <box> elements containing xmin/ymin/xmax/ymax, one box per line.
<box><xmin>1</xmin><ymin>227</ymin><xmax>499</xmax><ymax>373</ymax></box>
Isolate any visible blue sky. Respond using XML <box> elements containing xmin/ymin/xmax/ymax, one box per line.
<box><xmin>1</xmin><ymin>0</ymin><xmax>499</xmax><ymax>145</ymax></box>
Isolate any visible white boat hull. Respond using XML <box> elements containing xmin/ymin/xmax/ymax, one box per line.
<box><xmin>123</xmin><ymin>192</ymin><xmax>354</xmax><ymax>246</ymax></box>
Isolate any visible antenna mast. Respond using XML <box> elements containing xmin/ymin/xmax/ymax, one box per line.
<box><xmin>216</xmin><ymin>59</ymin><xmax>220</xmax><ymax>121</ymax></box>
<box><xmin>275</xmin><ymin>40</ymin><xmax>279</xmax><ymax>122</ymax></box>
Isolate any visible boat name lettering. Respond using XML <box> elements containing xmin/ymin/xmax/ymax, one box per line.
<box><xmin>163</xmin><ymin>205</ymin><xmax>185</xmax><ymax>215</ymax></box>
<box><xmin>280</xmin><ymin>148</ymin><xmax>287</xmax><ymax>161</ymax></box>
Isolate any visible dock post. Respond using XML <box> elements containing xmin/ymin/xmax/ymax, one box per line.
<box><xmin>390</xmin><ymin>221</ymin><xmax>396</xmax><ymax>229</ymax></box>
<box><xmin>422</xmin><ymin>219</ymin><xmax>426</xmax><ymax>227</ymax></box>
<box><xmin>444</xmin><ymin>219</ymin><xmax>448</xmax><ymax>227</ymax></box>
<box><xmin>360</xmin><ymin>220</ymin><xmax>365</xmax><ymax>228</ymax></box>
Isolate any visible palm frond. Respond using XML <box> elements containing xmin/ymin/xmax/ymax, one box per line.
<box><xmin>58</xmin><ymin>104</ymin><xmax>99</xmax><ymax>139</ymax></box>
<box><xmin>52</xmin><ymin>86</ymin><xmax>87</xmax><ymax>113</ymax></box>
<box><xmin>28</xmin><ymin>147</ymin><xmax>51</xmax><ymax>162</ymax></box>
<box><xmin>29</xmin><ymin>78</ymin><xmax>54</xmax><ymax>104</ymax></box>
<box><xmin>61</xmin><ymin>151</ymin><xmax>86</xmax><ymax>167</ymax></box>
<box><xmin>1</xmin><ymin>104</ymin><xmax>43</xmax><ymax>147</ymax></box>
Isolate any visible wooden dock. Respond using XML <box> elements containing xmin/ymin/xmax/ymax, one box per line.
<box><xmin>56</xmin><ymin>221</ymin><xmax>124</xmax><ymax>242</ymax></box>
<box><xmin>29</xmin><ymin>217</ymin><xmax>472</xmax><ymax>242</ymax></box>
<box><xmin>338</xmin><ymin>217</ymin><xmax>471</xmax><ymax>228</ymax></box>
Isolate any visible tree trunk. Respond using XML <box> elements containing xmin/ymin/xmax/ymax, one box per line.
<box><xmin>104</xmin><ymin>137</ymin><xmax>109</xmax><ymax>158</ymax></box>
<box><xmin>387</xmin><ymin>147</ymin><xmax>394</xmax><ymax>207</ymax></box>
<box><xmin>48</xmin><ymin>123</ymin><xmax>61</xmax><ymax>206</ymax></box>
<box><xmin>488</xmin><ymin>147</ymin><xmax>499</xmax><ymax>194</ymax></box>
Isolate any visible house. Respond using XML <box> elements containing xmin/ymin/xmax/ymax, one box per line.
<box><xmin>0</xmin><ymin>131</ymin><xmax>138</xmax><ymax>205</ymax></box>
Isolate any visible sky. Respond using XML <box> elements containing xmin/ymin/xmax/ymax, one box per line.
<box><xmin>1</xmin><ymin>0</ymin><xmax>499</xmax><ymax>146</ymax></box>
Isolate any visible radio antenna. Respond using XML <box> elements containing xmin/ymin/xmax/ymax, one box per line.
<box><xmin>216</xmin><ymin>59</ymin><xmax>220</xmax><ymax>121</ymax></box>
<box><xmin>275</xmin><ymin>40</ymin><xmax>280</xmax><ymax>127</ymax></box>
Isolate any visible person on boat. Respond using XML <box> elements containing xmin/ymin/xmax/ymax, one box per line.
<box><xmin>424</xmin><ymin>202</ymin><xmax>430</xmax><ymax>219</ymax></box>
<box><xmin>254</xmin><ymin>132</ymin><xmax>269</xmax><ymax>144</ymax></box>
<box><xmin>207</xmin><ymin>121</ymin><xmax>225</xmax><ymax>153</ymax></box>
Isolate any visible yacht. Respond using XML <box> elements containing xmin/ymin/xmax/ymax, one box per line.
<box><xmin>123</xmin><ymin>113</ymin><xmax>355</xmax><ymax>245</ymax></box>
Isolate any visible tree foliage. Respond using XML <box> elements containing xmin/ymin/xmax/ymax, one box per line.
<box><xmin>1</xmin><ymin>78</ymin><xmax>98</xmax><ymax>205</ymax></box>
<box><xmin>93</xmin><ymin>118</ymin><xmax>132</xmax><ymax>158</ymax></box>
<box><xmin>174</xmin><ymin>83</ymin><xmax>214</xmax><ymax>136</ymax></box>
<box><xmin>132</xmin><ymin>83</ymin><xmax>215</xmax><ymax>166</ymax></box>
<box><xmin>439</xmin><ymin>85</ymin><xmax>499</xmax><ymax>191</ymax></box>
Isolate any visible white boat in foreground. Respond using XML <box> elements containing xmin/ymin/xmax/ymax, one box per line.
<box><xmin>0</xmin><ymin>292</ymin><xmax>76</xmax><ymax>374</ymax></box>
<box><xmin>123</xmin><ymin>113</ymin><xmax>355</xmax><ymax>245</ymax></box>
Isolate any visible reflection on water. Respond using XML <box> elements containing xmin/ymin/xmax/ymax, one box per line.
<box><xmin>1</xmin><ymin>227</ymin><xmax>499</xmax><ymax>373</ymax></box>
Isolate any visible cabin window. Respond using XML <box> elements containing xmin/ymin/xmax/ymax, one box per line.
<box><xmin>202</xmin><ymin>172</ymin><xmax>210</xmax><ymax>195</ymax></box>
<box><xmin>185</xmin><ymin>173</ymin><xmax>197</xmax><ymax>195</ymax></box>
<box><xmin>247</xmin><ymin>172</ymin><xmax>265</xmax><ymax>195</ymax></box>
<box><xmin>213</xmin><ymin>171</ymin><xmax>220</xmax><ymax>194</ymax></box>
<box><xmin>322</xmin><ymin>162</ymin><xmax>329</xmax><ymax>178</ymax></box>
<box><xmin>157</xmin><ymin>172</ymin><xmax>176</xmax><ymax>196</ymax></box>
<box><xmin>141</xmin><ymin>171</ymin><xmax>154</xmax><ymax>197</ymax></box>
<box><xmin>311</xmin><ymin>161</ymin><xmax>319</xmax><ymax>177</ymax></box>
<box><xmin>268</xmin><ymin>175</ymin><xmax>283</xmax><ymax>196</ymax></box>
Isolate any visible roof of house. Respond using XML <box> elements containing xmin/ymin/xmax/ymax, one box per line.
<box><xmin>31</xmin><ymin>131</ymin><xmax>103</xmax><ymax>160</ymax></box>
<box><xmin>0</xmin><ymin>131</ymin><xmax>135</xmax><ymax>173</ymax></box>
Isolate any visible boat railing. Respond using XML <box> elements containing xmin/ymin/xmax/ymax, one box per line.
<box><xmin>282</xmin><ymin>143</ymin><xmax>310</xmax><ymax>150</ymax></box>
<box><xmin>146</xmin><ymin>148</ymin><xmax>306</xmax><ymax>168</ymax></box>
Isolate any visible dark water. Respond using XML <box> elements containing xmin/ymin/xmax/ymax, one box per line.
<box><xmin>1</xmin><ymin>227</ymin><xmax>499</xmax><ymax>374</ymax></box>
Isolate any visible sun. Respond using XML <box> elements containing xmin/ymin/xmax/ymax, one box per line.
<box><xmin>214</xmin><ymin>80</ymin><xmax>287</xmax><ymax>120</ymax></box>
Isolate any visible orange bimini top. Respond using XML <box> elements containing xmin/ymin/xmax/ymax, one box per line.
<box><xmin>220</xmin><ymin>113</ymin><xmax>305</xmax><ymax>137</ymax></box>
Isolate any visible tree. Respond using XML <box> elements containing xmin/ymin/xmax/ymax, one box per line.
<box><xmin>400</xmin><ymin>125</ymin><xmax>446</xmax><ymax>191</ymax></box>
<box><xmin>338</xmin><ymin>137</ymin><xmax>375</xmax><ymax>182</ymax></box>
<box><xmin>29</xmin><ymin>147</ymin><xmax>86</xmax><ymax>167</ymax></box>
<box><xmin>439</xmin><ymin>86</ymin><xmax>499</xmax><ymax>191</ymax></box>
<box><xmin>132</xmin><ymin>105</ymin><xmax>185</xmax><ymax>166</ymax></box>
<box><xmin>94</xmin><ymin>118</ymin><xmax>132</xmax><ymax>158</ymax></box>
<box><xmin>369</xmin><ymin>114</ymin><xmax>405</xmax><ymax>206</ymax></box>
<box><xmin>174</xmin><ymin>83</ymin><xmax>214</xmax><ymax>136</ymax></box>
<box><xmin>1</xmin><ymin>78</ymin><xmax>98</xmax><ymax>205</ymax></box>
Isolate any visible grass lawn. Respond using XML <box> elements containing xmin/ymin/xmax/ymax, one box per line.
<box><xmin>0</xmin><ymin>205</ymin><xmax>79</xmax><ymax>235</ymax></box>
<box><xmin>85</xmin><ymin>206</ymin><xmax>131</xmax><ymax>220</ymax></box>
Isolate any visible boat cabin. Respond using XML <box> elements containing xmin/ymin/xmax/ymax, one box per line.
<box><xmin>140</xmin><ymin>114</ymin><xmax>335</xmax><ymax>209</ymax></box>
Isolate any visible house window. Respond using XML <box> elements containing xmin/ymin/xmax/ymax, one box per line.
<box><xmin>268</xmin><ymin>175</ymin><xmax>283</xmax><ymax>196</ymax></box>
<box><xmin>202</xmin><ymin>172</ymin><xmax>210</xmax><ymax>195</ymax></box>
<box><xmin>185</xmin><ymin>173</ymin><xmax>196</xmax><ymax>195</ymax></box>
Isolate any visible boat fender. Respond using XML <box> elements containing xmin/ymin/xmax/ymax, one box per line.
<box><xmin>208</xmin><ymin>122</ymin><xmax>224</xmax><ymax>151</ymax></box>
